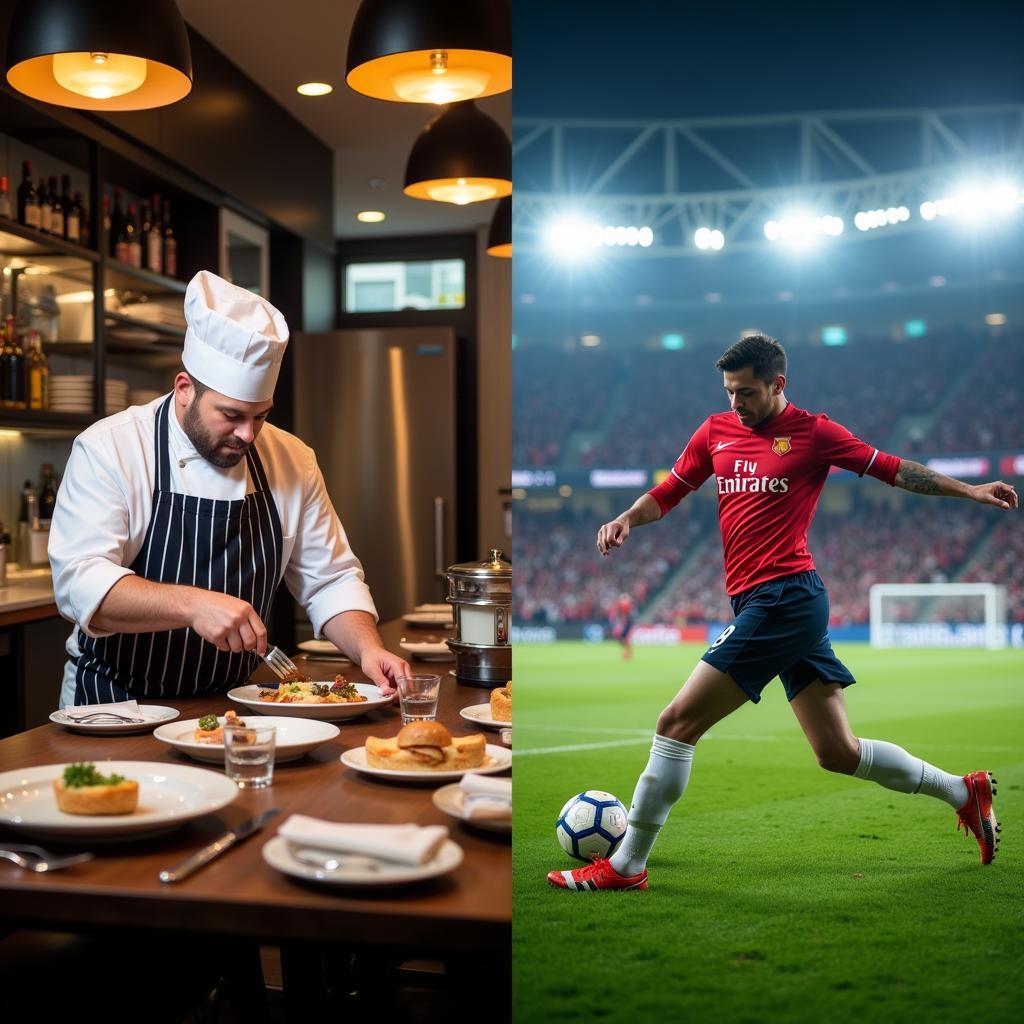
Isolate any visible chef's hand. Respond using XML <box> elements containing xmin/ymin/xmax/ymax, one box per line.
<box><xmin>360</xmin><ymin>647</ymin><xmax>410</xmax><ymax>697</ymax></box>
<box><xmin>190</xmin><ymin>592</ymin><xmax>268</xmax><ymax>655</ymax></box>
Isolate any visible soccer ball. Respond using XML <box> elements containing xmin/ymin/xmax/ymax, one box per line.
<box><xmin>555</xmin><ymin>790</ymin><xmax>628</xmax><ymax>862</ymax></box>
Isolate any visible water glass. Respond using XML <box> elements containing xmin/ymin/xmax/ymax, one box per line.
<box><xmin>224</xmin><ymin>724</ymin><xmax>276</xmax><ymax>789</ymax></box>
<box><xmin>396</xmin><ymin>673</ymin><xmax>441</xmax><ymax>724</ymax></box>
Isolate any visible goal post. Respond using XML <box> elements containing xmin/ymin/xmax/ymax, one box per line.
<box><xmin>869</xmin><ymin>583</ymin><xmax>1007</xmax><ymax>650</ymax></box>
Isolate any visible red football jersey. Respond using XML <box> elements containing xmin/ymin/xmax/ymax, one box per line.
<box><xmin>648</xmin><ymin>403</ymin><xmax>901</xmax><ymax>595</ymax></box>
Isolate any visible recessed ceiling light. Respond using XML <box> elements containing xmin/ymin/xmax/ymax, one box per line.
<box><xmin>357</xmin><ymin>210</ymin><xmax>386</xmax><ymax>223</ymax></box>
<box><xmin>297</xmin><ymin>82</ymin><xmax>333</xmax><ymax>96</ymax></box>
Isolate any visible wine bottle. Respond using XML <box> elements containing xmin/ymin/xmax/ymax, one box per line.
<box><xmin>60</xmin><ymin>175</ymin><xmax>72</xmax><ymax>240</ymax></box>
<box><xmin>126</xmin><ymin>202</ymin><xmax>142</xmax><ymax>268</ymax></box>
<box><xmin>18</xmin><ymin>162</ymin><xmax>40</xmax><ymax>229</ymax></box>
<box><xmin>48</xmin><ymin>176</ymin><xmax>64</xmax><ymax>238</ymax></box>
<box><xmin>1</xmin><ymin>326</ymin><xmax>26</xmax><ymax>409</ymax></box>
<box><xmin>67</xmin><ymin>191</ymin><xmax>82</xmax><ymax>245</ymax></box>
<box><xmin>26</xmin><ymin>330</ymin><xmax>49</xmax><ymax>410</ymax></box>
<box><xmin>0</xmin><ymin>176</ymin><xmax>10</xmax><ymax>219</ymax></box>
<box><xmin>39</xmin><ymin>463</ymin><xmax>59</xmax><ymax>521</ymax></box>
<box><xmin>163</xmin><ymin>199</ymin><xmax>178</xmax><ymax>278</ymax></box>
<box><xmin>37</xmin><ymin>178</ymin><xmax>51</xmax><ymax>234</ymax></box>
<box><xmin>147</xmin><ymin>194</ymin><xmax>163</xmax><ymax>274</ymax></box>
<box><xmin>140</xmin><ymin>203</ymin><xmax>152</xmax><ymax>270</ymax></box>
<box><xmin>0</xmin><ymin>317</ymin><xmax>16</xmax><ymax>408</ymax></box>
<box><xmin>110</xmin><ymin>187</ymin><xmax>125</xmax><ymax>258</ymax></box>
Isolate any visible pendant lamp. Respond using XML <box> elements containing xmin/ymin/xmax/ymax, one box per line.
<box><xmin>486</xmin><ymin>196</ymin><xmax>512</xmax><ymax>258</ymax></box>
<box><xmin>6</xmin><ymin>0</ymin><xmax>192</xmax><ymax>111</ymax></box>
<box><xmin>346</xmin><ymin>0</ymin><xmax>511</xmax><ymax>104</ymax></box>
<box><xmin>404</xmin><ymin>101</ymin><xmax>511</xmax><ymax>206</ymax></box>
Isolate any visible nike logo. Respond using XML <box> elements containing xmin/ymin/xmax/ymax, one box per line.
<box><xmin>716</xmin><ymin>441</ymin><xmax>740</xmax><ymax>451</ymax></box>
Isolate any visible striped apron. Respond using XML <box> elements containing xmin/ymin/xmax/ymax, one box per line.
<box><xmin>74</xmin><ymin>395</ymin><xmax>283</xmax><ymax>704</ymax></box>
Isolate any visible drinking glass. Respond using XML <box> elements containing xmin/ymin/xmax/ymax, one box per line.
<box><xmin>224</xmin><ymin>724</ymin><xmax>276</xmax><ymax>789</ymax></box>
<box><xmin>396</xmin><ymin>674</ymin><xmax>441</xmax><ymax>724</ymax></box>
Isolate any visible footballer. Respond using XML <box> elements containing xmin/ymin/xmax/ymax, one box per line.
<box><xmin>549</xmin><ymin>333</ymin><xmax>1017</xmax><ymax>892</ymax></box>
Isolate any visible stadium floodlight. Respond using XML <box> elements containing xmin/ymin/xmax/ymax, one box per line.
<box><xmin>694</xmin><ymin>227</ymin><xmax>725</xmax><ymax>250</ymax></box>
<box><xmin>985</xmin><ymin>313</ymin><xmax>1007</xmax><ymax>326</ymax></box>
<box><xmin>919</xmin><ymin>182</ymin><xmax>1023</xmax><ymax>224</ymax></box>
<box><xmin>637</xmin><ymin>226</ymin><xmax>654</xmax><ymax>247</ymax></box>
<box><xmin>544</xmin><ymin>216</ymin><xmax>603</xmax><ymax>260</ymax></box>
<box><xmin>855</xmin><ymin>206</ymin><xmax>911</xmax><ymax>231</ymax></box>
<box><xmin>904</xmin><ymin>319</ymin><xmax>927</xmax><ymax>337</ymax></box>
<box><xmin>920</xmin><ymin>201</ymin><xmax>937</xmax><ymax>221</ymax></box>
<box><xmin>661</xmin><ymin>333</ymin><xmax>685</xmax><ymax>350</ymax></box>
<box><xmin>822</xmin><ymin>325</ymin><xmax>848</xmax><ymax>346</ymax></box>
<box><xmin>764</xmin><ymin>213</ymin><xmax>844</xmax><ymax>246</ymax></box>
<box><xmin>580</xmin><ymin>334</ymin><xmax>601</xmax><ymax>347</ymax></box>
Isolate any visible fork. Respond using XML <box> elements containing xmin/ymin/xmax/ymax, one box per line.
<box><xmin>0</xmin><ymin>844</ymin><xmax>94</xmax><ymax>873</ymax></box>
<box><xmin>62</xmin><ymin>711</ymin><xmax>146</xmax><ymax>724</ymax></box>
<box><xmin>263</xmin><ymin>645</ymin><xmax>303</xmax><ymax>682</ymax></box>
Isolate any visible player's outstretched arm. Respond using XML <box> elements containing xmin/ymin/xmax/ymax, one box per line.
<box><xmin>597</xmin><ymin>493</ymin><xmax>663</xmax><ymax>556</ymax></box>
<box><xmin>894</xmin><ymin>459</ymin><xmax>1019</xmax><ymax>509</ymax></box>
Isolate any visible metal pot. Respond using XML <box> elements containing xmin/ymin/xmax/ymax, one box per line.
<box><xmin>445</xmin><ymin>548</ymin><xmax>511</xmax><ymax>686</ymax></box>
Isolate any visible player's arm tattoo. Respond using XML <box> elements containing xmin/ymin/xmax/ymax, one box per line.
<box><xmin>894</xmin><ymin>459</ymin><xmax>970</xmax><ymax>498</ymax></box>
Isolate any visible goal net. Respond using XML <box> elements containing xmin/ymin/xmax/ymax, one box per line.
<box><xmin>869</xmin><ymin>583</ymin><xmax>1007</xmax><ymax>649</ymax></box>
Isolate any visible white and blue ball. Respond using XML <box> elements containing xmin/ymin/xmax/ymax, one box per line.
<box><xmin>555</xmin><ymin>790</ymin><xmax>628</xmax><ymax>862</ymax></box>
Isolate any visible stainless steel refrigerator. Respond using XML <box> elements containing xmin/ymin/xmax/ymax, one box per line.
<box><xmin>292</xmin><ymin>327</ymin><xmax>458</xmax><ymax>622</ymax></box>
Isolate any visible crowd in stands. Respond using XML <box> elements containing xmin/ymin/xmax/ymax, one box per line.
<box><xmin>512</xmin><ymin>350</ymin><xmax>621</xmax><ymax>466</ymax></box>
<box><xmin>515</xmin><ymin>494</ymin><xmax>1017</xmax><ymax>627</ymax></box>
<box><xmin>514</xmin><ymin>504</ymin><xmax>709</xmax><ymax>625</ymax></box>
<box><xmin>514</xmin><ymin>329</ymin><xmax>1019</xmax><ymax>469</ymax></box>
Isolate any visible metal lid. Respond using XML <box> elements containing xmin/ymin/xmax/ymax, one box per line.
<box><xmin>446</xmin><ymin>548</ymin><xmax>511</xmax><ymax>580</ymax></box>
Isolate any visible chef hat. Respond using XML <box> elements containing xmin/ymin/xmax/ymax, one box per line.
<box><xmin>182</xmin><ymin>270</ymin><xmax>289</xmax><ymax>403</ymax></box>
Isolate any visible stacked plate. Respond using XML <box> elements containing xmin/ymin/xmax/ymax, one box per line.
<box><xmin>128</xmin><ymin>388</ymin><xmax>163</xmax><ymax>407</ymax></box>
<box><xmin>48</xmin><ymin>376</ymin><xmax>130</xmax><ymax>414</ymax></box>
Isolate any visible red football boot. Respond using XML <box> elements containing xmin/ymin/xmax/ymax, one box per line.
<box><xmin>956</xmin><ymin>771</ymin><xmax>1000</xmax><ymax>865</ymax></box>
<box><xmin>547</xmin><ymin>857</ymin><xmax>648</xmax><ymax>891</ymax></box>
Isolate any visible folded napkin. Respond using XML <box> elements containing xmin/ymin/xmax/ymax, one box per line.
<box><xmin>62</xmin><ymin>699</ymin><xmax>144</xmax><ymax>721</ymax></box>
<box><xmin>459</xmin><ymin>774</ymin><xmax>512</xmax><ymax>821</ymax></box>
<box><xmin>279</xmin><ymin>814</ymin><xmax>449</xmax><ymax>866</ymax></box>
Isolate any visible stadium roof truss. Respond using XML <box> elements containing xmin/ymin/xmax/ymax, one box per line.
<box><xmin>513</xmin><ymin>106</ymin><xmax>1024</xmax><ymax>256</ymax></box>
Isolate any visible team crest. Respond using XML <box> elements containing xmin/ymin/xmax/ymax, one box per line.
<box><xmin>772</xmin><ymin>437</ymin><xmax>792</xmax><ymax>456</ymax></box>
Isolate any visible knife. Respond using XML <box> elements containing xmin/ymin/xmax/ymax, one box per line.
<box><xmin>158</xmin><ymin>807</ymin><xmax>281</xmax><ymax>884</ymax></box>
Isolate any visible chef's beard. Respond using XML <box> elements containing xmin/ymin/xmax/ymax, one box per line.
<box><xmin>182</xmin><ymin>398</ymin><xmax>250</xmax><ymax>469</ymax></box>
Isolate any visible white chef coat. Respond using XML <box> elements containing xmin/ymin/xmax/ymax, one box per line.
<box><xmin>50</xmin><ymin>394</ymin><xmax>377</xmax><ymax>706</ymax></box>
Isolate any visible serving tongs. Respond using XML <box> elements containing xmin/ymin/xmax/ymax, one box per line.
<box><xmin>61</xmin><ymin>711</ymin><xmax>146</xmax><ymax>724</ymax></box>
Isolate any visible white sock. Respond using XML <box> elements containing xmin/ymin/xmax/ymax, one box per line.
<box><xmin>610</xmin><ymin>734</ymin><xmax>694</xmax><ymax>877</ymax></box>
<box><xmin>853</xmin><ymin>737</ymin><xmax>968</xmax><ymax>809</ymax></box>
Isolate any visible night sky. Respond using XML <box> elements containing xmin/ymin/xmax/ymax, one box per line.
<box><xmin>513</xmin><ymin>1</ymin><xmax>1024</xmax><ymax>119</ymax></box>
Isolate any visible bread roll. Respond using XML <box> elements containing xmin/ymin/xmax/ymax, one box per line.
<box><xmin>365</xmin><ymin>721</ymin><xmax>486</xmax><ymax>771</ymax></box>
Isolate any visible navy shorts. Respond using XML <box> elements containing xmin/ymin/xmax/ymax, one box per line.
<box><xmin>701</xmin><ymin>570</ymin><xmax>855</xmax><ymax>703</ymax></box>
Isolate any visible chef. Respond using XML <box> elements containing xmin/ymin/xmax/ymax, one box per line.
<box><xmin>49</xmin><ymin>270</ymin><xmax>410</xmax><ymax>706</ymax></box>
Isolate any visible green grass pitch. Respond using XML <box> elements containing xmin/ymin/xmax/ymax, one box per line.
<box><xmin>512</xmin><ymin>642</ymin><xmax>1024</xmax><ymax>1023</ymax></box>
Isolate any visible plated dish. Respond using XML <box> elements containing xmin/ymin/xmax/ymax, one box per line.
<box><xmin>49</xmin><ymin>705</ymin><xmax>180</xmax><ymax>735</ymax></box>
<box><xmin>402</xmin><ymin>611</ymin><xmax>454</xmax><ymax>628</ymax></box>
<box><xmin>153</xmin><ymin>716</ymin><xmax>340</xmax><ymax>764</ymax></box>
<box><xmin>295</xmin><ymin>639</ymin><xmax>352</xmax><ymax>660</ymax></box>
<box><xmin>0</xmin><ymin>761</ymin><xmax>238</xmax><ymax>841</ymax></box>
<box><xmin>339</xmin><ymin>743</ymin><xmax>512</xmax><ymax>782</ymax></box>
<box><xmin>262</xmin><ymin>834</ymin><xmax>463</xmax><ymax>887</ymax></box>
<box><xmin>459</xmin><ymin>703</ymin><xmax>511</xmax><ymax>730</ymax></box>
<box><xmin>227</xmin><ymin>682</ymin><xmax>391</xmax><ymax>720</ymax></box>
<box><xmin>432</xmin><ymin>783</ymin><xmax>512</xmax><ymax>835</ymax></box>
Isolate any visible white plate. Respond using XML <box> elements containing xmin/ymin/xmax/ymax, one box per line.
<box><xmin>153</xmin><ymin>716</ymin><xmax>340</xmax><ymax>764</ymax></box>
<box><xmin>459</xmin><ymin>703</ymin><xmax>510</xmax><ymax>730</ymax></box>
<box><xmin>414</xmin><ymin>604</ymin><xmax>451</xmax><ymax>613</ymax></box>
<box><xmin>227</xmin><ymin>682</ymin><xmax>391</xmax><ymax>720</ymax></box>
<box><xmin>296</xmin><ymin>639</ymin><xmax>352</xmax><ymax>660</ymax></box>
<box><xmin>399</xmin><ymin>640</ymin><xmax>455</xmax><ymax>662</ymax></box>
<box><xmin>0</xmin><ymin>761</ymin><xmax>238</xmax><ymax>841</ymax></box>
<box><xmin>432</xmin><ymin>783</ymin><xmax>511</xmax><ymax>834</ymax></box>
<box><xmin>339</xmin><ymin>744</ymin><xmax>511</xmax><ymax>782</ymax></box>
<box><xmin>49</xmin><ymin>705</ymin><xmax>181</xmax><ymax>735</ymax></box>
<box><xmin>402</xmin><ymin>611</ymin><xmax>454</xmax><ymax>627</ymax></box>
<box><xmin>262</xmin><ymin>834</ymin><xmax>463</xmax><ymax>888</ymax></box>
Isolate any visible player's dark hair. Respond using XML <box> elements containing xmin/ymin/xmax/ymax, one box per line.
<box><xmin>715</xmin><ymin>334</ymin><xmax>787</xmax><ymax>383</ymax></box>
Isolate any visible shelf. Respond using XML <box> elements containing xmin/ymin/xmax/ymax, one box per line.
<box><xmin>0</xmin><ymin>408</ymin><xmax>94</xmax><ymax>434</ymax></box>
<box><xmin>104</xmin><ymin>260</ymin><xmax>187</xmax><ymax>296</ymax></box>
<box><xmin>104</xmin><ymin>310</ymin><xmax>185</xmax><ymax>339</ymax></box>
<box><xmin>43</xmin><ymin>341</ymin><xmax>93</xmax><ymax>355</ymax></box>
<box><xmin>0</xmin><ymin>219</ymin><xmax>99</xmax><ymax>262</ymax></box>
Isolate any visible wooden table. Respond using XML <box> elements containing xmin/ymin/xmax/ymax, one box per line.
<box><xmin>0</xmin><ymin>619</ymin><xmax>510</xmax><ymax>960</ymax></box>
